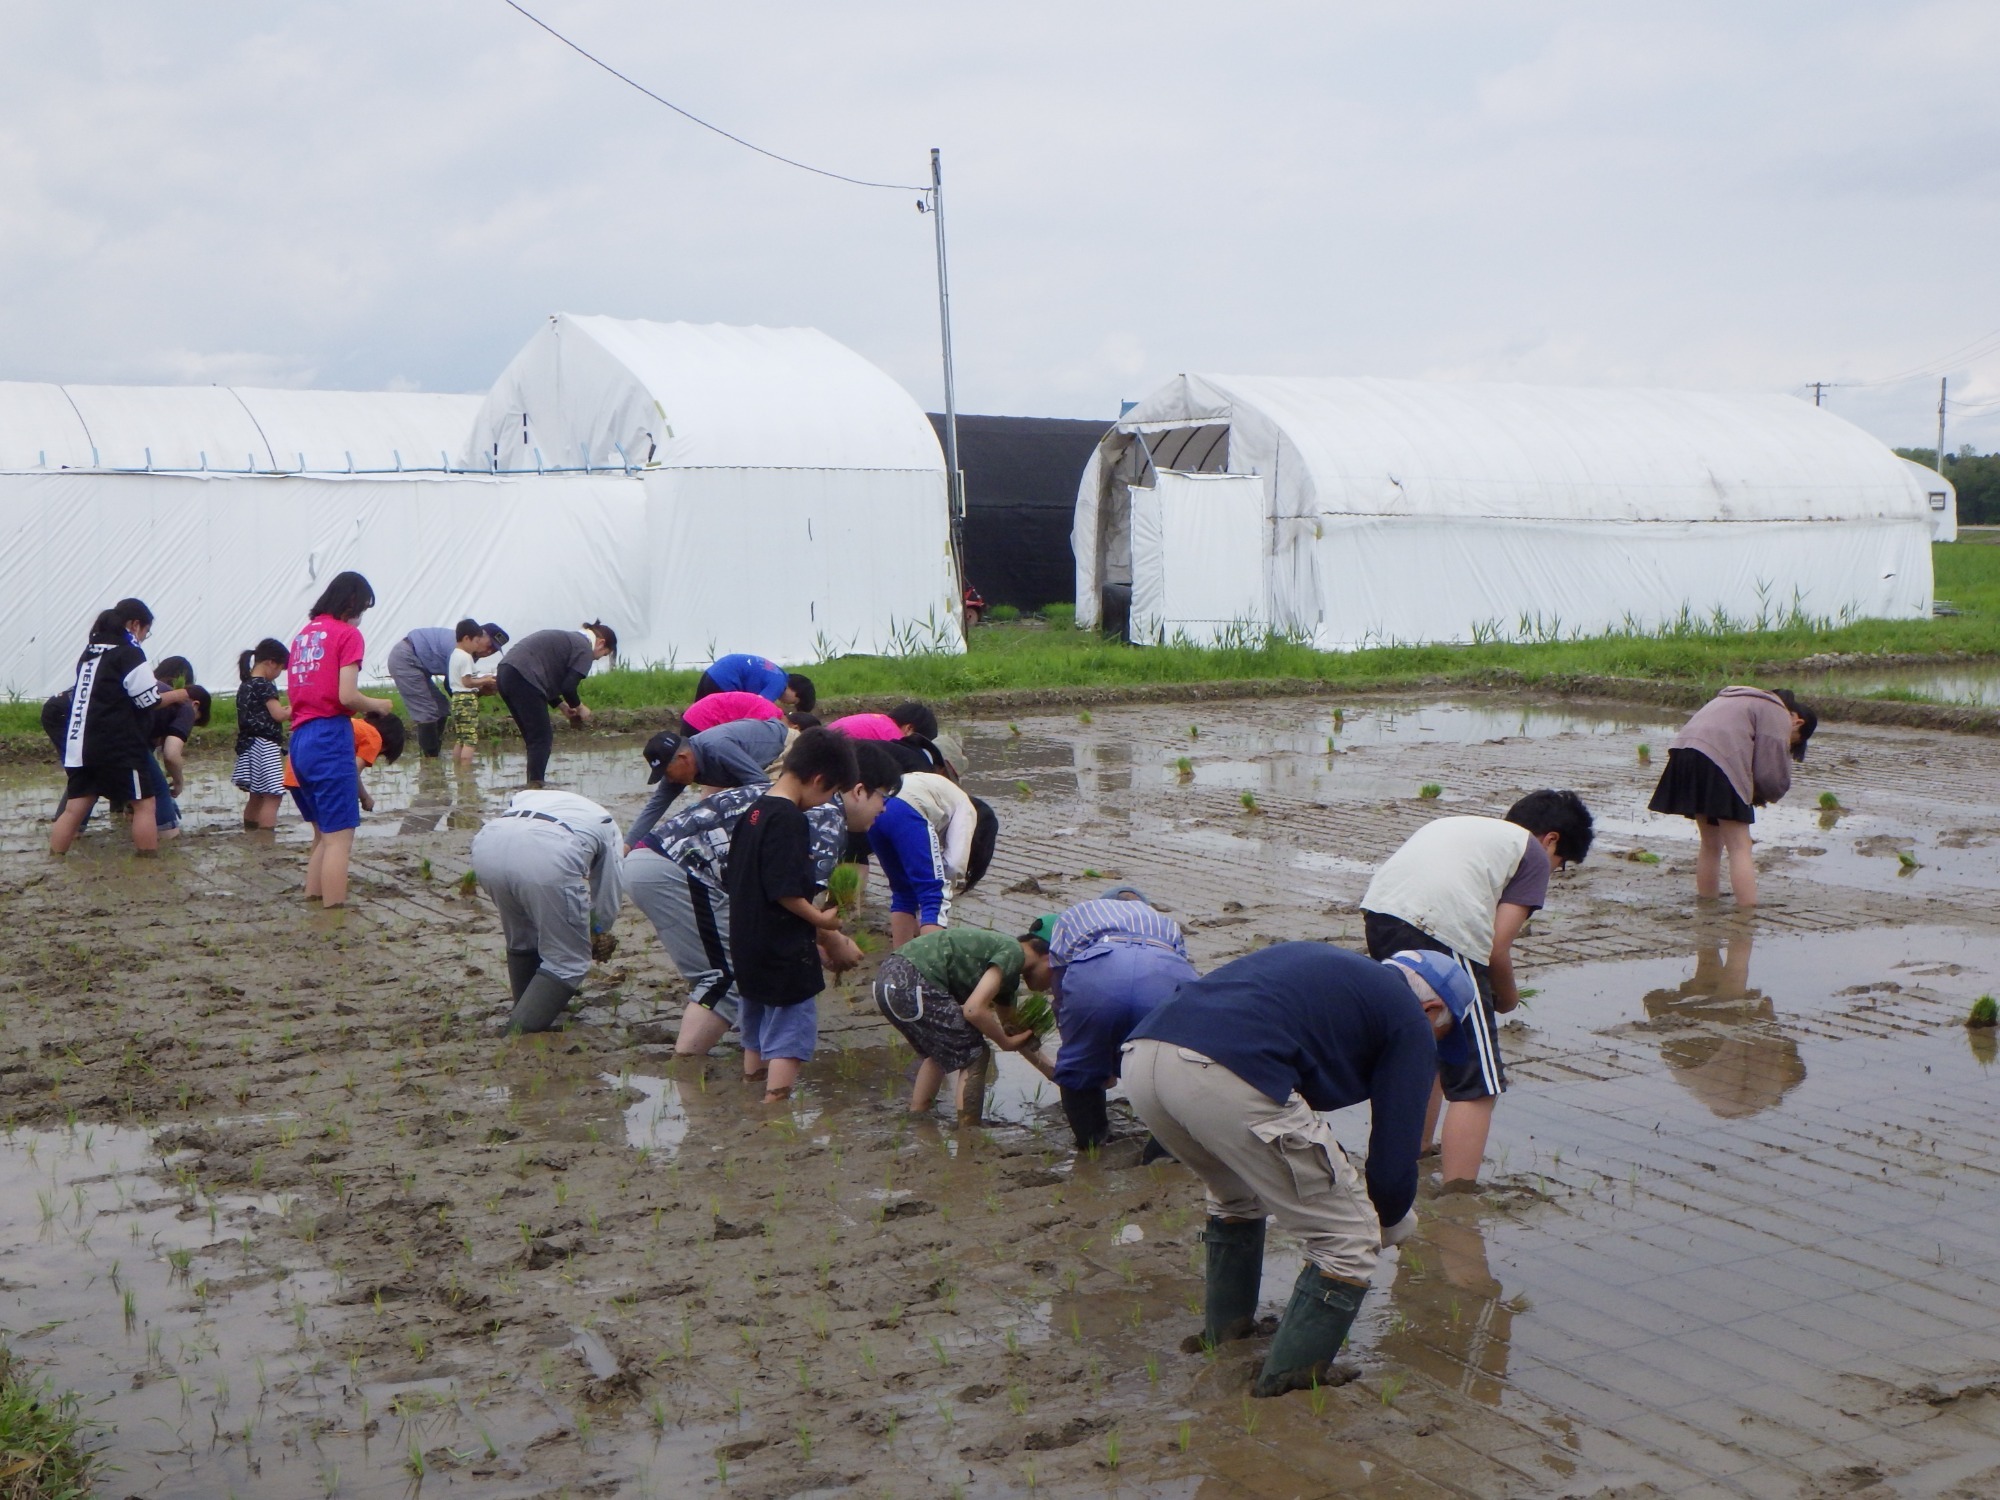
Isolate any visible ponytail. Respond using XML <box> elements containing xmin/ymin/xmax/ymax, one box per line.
<box><xmin>241</xmin><ymin>638</ymin><xmax>290</xmax><ymax>681</ymax></box>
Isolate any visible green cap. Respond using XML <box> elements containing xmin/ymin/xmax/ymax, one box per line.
<box><xmin>1026</xmin><ymin>913</ymin><xmax>1060</xmax><ymax>945</ymax></box>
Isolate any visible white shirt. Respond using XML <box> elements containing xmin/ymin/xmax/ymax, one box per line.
<box><xmin>505</xmin><ymin>789</ymin><xmax>626</xmax><ymax>932</ymax></box>
<box><xmin>1361</xmin><ymin>816</ymin><xmax>1534</xmax><ymax>962</ymax></box>
<box><xmin>895</xmin><ymin>771</ymin><xmax>977</xmax><ymax>882</ymax></box>
<box><xmin>447</xmin><ymin>646</ymin><xmax>478</xmax><ymax>692</ymax></box>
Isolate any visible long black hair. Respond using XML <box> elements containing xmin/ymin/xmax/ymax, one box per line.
<box><xmin>1771</xmin><ymin>689</ymin><xmax>1818</xmax><ymax>762</ymax></box>
<box><xmin>309</xmin><ymin>571</ymin><xmax>375</xmax><ymax>623</ymax></box>
<box><xmin>239</xmin><ymin>638</ymin><xmax>290</xmax><ymax>681</ymax></box>
<box><xmin>88</xmin><ymin>608</ymin><xmax>129</xmax><ymax>645</ymax></box>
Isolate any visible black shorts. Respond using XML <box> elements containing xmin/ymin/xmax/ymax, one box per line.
<box><xmin>65</xmin><ymin>764</ymin><xmax>147</xmax><ymax>805</ymax></box>
<box><xmin>1362</xmin><ymin>909</ymin><xmax>1507</xmax><ymax>1101</ymax></box>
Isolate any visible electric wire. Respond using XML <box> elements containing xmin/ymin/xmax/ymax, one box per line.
<box><xmin>502</xmin><ymin>0</ymin><xmax>926</xmax><ymax>193</ymax></box>
<box><xmin>1837</xmin><ymin>326</ymin><xmax>2000</xmax><ymax>389</ymax></box>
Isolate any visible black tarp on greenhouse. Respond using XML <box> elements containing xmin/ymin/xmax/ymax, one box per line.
<box><xmin>929</xmin><ymin>413</ymin><xmax>1107</xmax><ymax>609</ymax></box>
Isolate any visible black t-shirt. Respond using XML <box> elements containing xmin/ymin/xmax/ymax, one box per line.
<box><xmin>723</xmin><ymin>794</ymin><xmax>824</xmax><ymax>1007</ymax></box>
<box><xmin>235</xmin><ymin>677</ymin><xmax>284</xmax><ymax>753</ymax></box>
<box><xmin>150</xmin><ymin>699</ymin><xmax>197</xmax><ymax>749</ymax></box>
<box><xmin>65</xmin><ymin>641</ymin><xmax>157</xmax><ymax>770</ymax></box>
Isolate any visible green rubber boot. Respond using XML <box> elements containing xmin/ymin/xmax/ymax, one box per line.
<box><xmin>505</xmin><ymin>950</ymin><xmax>542</xmax><ymax>1002</ymax></box>
<box><xmin>508</xmin><ymin>973</ymin><xmax>578</xmax><ymax>1035</ymax></box>
<box><xmin>1252</xmin><ymin>1263</ymin><xmax>1367</xmax><ymax>1397</ymax></box>
<box><xmin>1183</xmin><ymin>1216</ymin><xmax>1266</xmax><ymax>1353</ymax></box>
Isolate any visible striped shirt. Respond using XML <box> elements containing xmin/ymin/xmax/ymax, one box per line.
<box><xmin>1050</xmin><ymin>899</ymin><xmax>1187</xmax><ymax>968</ymax></box>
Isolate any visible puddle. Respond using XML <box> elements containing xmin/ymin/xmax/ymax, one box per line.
<box><xmin>1800</xmin><ymin>662</ymin><xmax>2000</xmax><ymax>706</ymax></box>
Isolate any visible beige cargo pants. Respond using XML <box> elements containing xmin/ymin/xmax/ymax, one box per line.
<box><xmin>1122</xmin><ymin>1038</ymin><xmax>1381</xmax><ymax>1285</ymax></box>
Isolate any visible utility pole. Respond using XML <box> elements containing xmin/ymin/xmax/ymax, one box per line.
<box><xmin>1938</xmin><ymin>377</ymin><xmax>1949</xmax><ymax>473</ymax></box>
<box><xmin>1809</xmin><ymin>381</ymin><xmax>1829</xmax><ymax>407</ymax></box>
<box><xmin>923</xmin><ymin>147</ymin><xmax>966</xmax><ymax>604</ymax></box>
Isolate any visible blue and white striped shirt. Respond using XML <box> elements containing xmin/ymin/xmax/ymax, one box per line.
<box><xmin>1049</xmin><ymin>899</ymin><xmax>1187</xmax><ymax>968</ymax></box>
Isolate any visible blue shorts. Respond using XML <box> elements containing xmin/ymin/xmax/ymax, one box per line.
<box><xmin>289</xmin><ymin>716</ymin><xmax>361</xmax><ymax>833</ymax></box>
<box><xmin>739</xmin><ymin>996</ymin><xmax>818</xmax><ymax>1063</ymax></box>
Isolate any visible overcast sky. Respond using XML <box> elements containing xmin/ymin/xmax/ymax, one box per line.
<box><xmin>2</xmin><ymin>1</ymin><xmax>1995</xmax><ymax>450</ymax></box>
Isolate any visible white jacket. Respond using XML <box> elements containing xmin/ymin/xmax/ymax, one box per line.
<box><xmin>895</xmin><ymin>771</ymin><xmax>977</xmax><ymax>883</ymax></box>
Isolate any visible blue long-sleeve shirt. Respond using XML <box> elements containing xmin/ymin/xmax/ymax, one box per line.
<box><xmin>868</xmin><ymin>795</ymin><xmax>948</xmax><ymax>925</ymax></box>
<box><xmin>701</xmin><ymin>653</ymin><xmax>788</xmax><ymax>701</ymax></box>
<box><xmin>1129</xmin><ymin>942</ymin><xmax>1437</xmax><ymax>1225</ymax></box>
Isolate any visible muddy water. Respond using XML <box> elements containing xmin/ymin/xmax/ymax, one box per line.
<box><xmin>4</xmin><ymin>693</ymin><xmax>2000</xmax><ymax>1496</ymax></box>
<box><xmin>1799</xmin><ymin>662</ymin><xmax>2000</xmax><ymax>706</ymax></box>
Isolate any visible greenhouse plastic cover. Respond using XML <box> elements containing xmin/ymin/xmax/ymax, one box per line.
<box><xmin>0</xmin><ymin>381</ymin><xmax>482</xmax><ymax>474</ymax></box>
<box><xmin>1078</xmin><ymin>374</ymin><xmax>1938</xmax><ymax>646</ymax></box>
<box><xmin>0</xmin><ymin>314</ymin><xmax>962</xmax><ymax>696</ymax></box>
<box><xmin>466</xmin><ymin>314</ymin><xmax>948</xmax><ymax>473</ymax></box>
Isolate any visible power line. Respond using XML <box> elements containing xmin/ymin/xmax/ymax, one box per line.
<box><xmin>501</xmin><ymin>0</ymin><xmax>926</xmax><ymax>193</ymax></box>
<box><xmin>1839</xmin><ymin>325</ymin><xmax>2000</xmax><ymax>388</ymax></box>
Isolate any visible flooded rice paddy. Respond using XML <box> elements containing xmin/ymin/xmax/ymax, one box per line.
<box><xmin>1</xmin><ymin>693</ymin><xmax>1998</xmax><ymax>1497</ymax></box>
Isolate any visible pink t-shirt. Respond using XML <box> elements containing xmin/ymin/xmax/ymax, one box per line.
<box><xmin>682</xmin><ymin>690</ymin><xmax>784</xmax><ymax>735</ymax></box>
<box><xmin>827</xmin><ymin>712</ymin><xmax>903</xmax><ymax>741</ymax></box>
<box><xmin>287</xmin><ymin>615</ymin><xmax>365</xmax><ymax>727</ymax></box>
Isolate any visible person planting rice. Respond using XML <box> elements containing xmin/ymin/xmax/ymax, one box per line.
<box><xmin>471</xmin><ymin>789</ymin><xmax>626</xmax><ymax>1033</ymax></box>
<box><xmin>49</xmin><ymin>599</ymin><xmax>193</xmax><ymax>857</ymax></box>
<box><xmin>827</xmin><ymin>700</ymin><xmax>958</xmax><ymax>779</ymax></box>
<box><xmin>143</xmin><ymin>656</ymin><xmax>209</xmax><ymax>839</ymax></box>
<box><xmin>1036</xmin><ymin>887</ymin><xmax>1198</xmax><ymax>1149</ymax></box>
<box><xmin>1647</xmin><ymin>687</ymin><xmax>1817</xmax><ymax>908</ymax></box>
<box><xmin>233</xmin><ymin>639</ymin><xmax>293</xmax><ymax>829</ymax></box>
<box><xmin>286</xmin><ymin>572</ymin><xmax>395</xmax><ymax>907</ymax></box>
<box><xmin>624</xmin><ymin>740</ymin><xmax>896</xmax><ymax>1068</ymax></box>
<box><xmin>282</xmin><ymin>708</ymin><xmax>403</xmax><ymax>826</ymax></box>
<box><xmin>722</xmin><ymin>728</ymin><xmax>859</xmax><ymax>1103</ymax></box>
<box><xmin>444</xmin><ymin>621</ymin><xmax>504</xmax><ymax>765</ymax></box>
<box><xmin>679</xmin><ymin>689</ymin><xmax>785</xmax><ymax>735</ymax></box>
<box><xmin>1360</xmin><ymin>789</ymin><xmax>1594</xmax><ymax>1186</ymax></box>
<box><xmin>493</xmin><ymin>622</ymin><xmax>616</xmax><ymax>788</ymax></box>
<box><xmin>873</xmin><ymin>925</ymin><xmax>1056</xmax><ymax>1126</ymax></box>
<box><xmin>385</xmin><ymin>620</ymin><xmax>507</xmax><ymax>759</ymax></box>
<box><xmin>691</xmin><ymin>652</ymin><xmax>815</xmax><ymax>713</ymax></box>
<box><xmin>1122</xmin><ymin>943</ymin><xmax>1473</xmax><ymax>1396</ymax></box>
<box><xmin>624</xmin><ymin>717</ymin><xmax>792</xmax><ymax>848</ymax></box>
<box><xmin>868</xmin><ymin>769</ymin><xmax>998</xmax><ymax>947</ymax></box>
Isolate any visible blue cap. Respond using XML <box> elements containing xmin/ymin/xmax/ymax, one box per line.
<box><xmin>1382</xmin><ymin>950</ymin><xmax>1480</xmax><ymax>1068</ymax></box>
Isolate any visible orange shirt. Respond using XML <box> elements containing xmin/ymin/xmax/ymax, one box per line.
<box><xmin>284</xmin><ymin>718</ymin><xmax>384</xmax><ymax>788</ymax></box>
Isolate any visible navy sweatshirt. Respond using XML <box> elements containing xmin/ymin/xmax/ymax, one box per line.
<box><xmin>1129</xmin><ymin>942</ymin><xmax>1437</xmax><ymax>1225</ymax></box>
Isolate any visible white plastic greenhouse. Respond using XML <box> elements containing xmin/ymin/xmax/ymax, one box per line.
<box><xmin>1074</xmin><ymin>375</ymin><xmax>1941</xmax><ymax>648</ymax></box>
<box><xmin>0</xmin><ymin>315</ymin><xmax>960</xmax><ymax>696</ymax></box>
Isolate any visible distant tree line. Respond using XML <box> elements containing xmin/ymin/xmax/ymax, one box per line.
<box><xmin>1895</xmin><ymin>447</ymin><xmax>2000</xmax><ymax>527</ymax></box>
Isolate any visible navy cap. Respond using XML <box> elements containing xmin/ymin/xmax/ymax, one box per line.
<box><xmin>482</xmin><ymin>623</ymin><xmax>509</xmax><ymax>648</ymax></box>
<box><xmin>642</xmin><ymin>730</ymin><xmax>685</xmax><ymax>784</ymax></box>
<box><xmin>1382</xmin><ymin>950</ymin><xmax>1480</xmax><ymax>1069</ymax></box>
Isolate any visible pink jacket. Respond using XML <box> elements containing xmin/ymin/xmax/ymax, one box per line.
<box><xmin>826</xmin><ymin>712</ymin><xmax>904</xmax><ymax>741</ymax></box>
<box><xmin>682</xmin><ymin>691</ymin><xmax>782</xmax><ymax>735</ymax></box>
<box><xmin>1672</xmin><ymin>687</ymin><xmax>1795</xmax><ymax>807</ymax></box>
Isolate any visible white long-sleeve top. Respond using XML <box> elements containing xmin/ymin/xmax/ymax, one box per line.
<box><xmin>894</xmin><ymin>771</ymin><xmax>977</xmax><ymax>883</ymax></box>
<box><xmin>505</xmin><ymin>789</ymin><xmax>626</xmax><ymax>933</ymax></box>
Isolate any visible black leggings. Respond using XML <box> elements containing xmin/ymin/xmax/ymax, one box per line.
<box><xmin>497</xmin><ymin>664</ymin><xmax>554</xmax><ymax>783</ymax></box>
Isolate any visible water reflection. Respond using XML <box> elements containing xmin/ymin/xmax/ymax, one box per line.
<box><xmin>1379</xmin><ymin>1205</ymin><xmax>1514</xmax><ymax>1405</ymax></box>
<box><xmin>1641</xmin><ymin>931</ymin><xmax>1805</xmax><ymax>1119</ymax></box>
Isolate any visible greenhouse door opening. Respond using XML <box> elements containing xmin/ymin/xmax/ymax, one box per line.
<box><xmin>1128</xmin><ymin>470</ymin><xmax>1266</xmax><ymax>645</ymax></box>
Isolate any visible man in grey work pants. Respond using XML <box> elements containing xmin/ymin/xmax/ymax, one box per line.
<box><xmin>624</xmin><ymin>845</ymin><xmax>739</xmax><ymax>1040</ymax></box>
<box><xmin>471</xmin><ymin>790</ymin><xmax>624</xmax><ymax>1033</ymax></box>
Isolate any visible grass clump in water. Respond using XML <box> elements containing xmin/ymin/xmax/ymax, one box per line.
<box><xmin>1969</xmin><ymin>995</ymin><xmax>1998</xmax><ymax>1030</ymax></box>
<box><xmin>1818</xmin><ymin>791</ymin><xmax>1841</xmax><ymax>810</ymax></box>
<box><xmin>0</xmin><ymin>1347</ymin><xmax>97</xmax><ymax>1498</ymax></box>
<box><xmin>1419</xmin><ymin>783</ymin><xmax>1443</xmax><ymax>800</ymax></box>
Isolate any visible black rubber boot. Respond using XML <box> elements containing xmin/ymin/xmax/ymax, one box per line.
<box><xmin>1252</xmin><ymin>1263</ymin><xmax>1367</xmax><ymax>1397</ymax></box>
<box><xmin>1182</xmin><ymin>1216</ymin><xmax>1265</xmax><ymax>1353</ymax></box>
<box><xmin>508</xmin><ymin>973</ymin><xmax>578</xmax><ymax>1034</ymax></box>
<box><xmin>416</xmin><ymin>719</ymin><xmax>445</xmax><ymax>759</ymax></box>
<box><xmin>505</xmin><ymin>950</ymin><xmax>542</xmax><ymax>1002</ymax></box>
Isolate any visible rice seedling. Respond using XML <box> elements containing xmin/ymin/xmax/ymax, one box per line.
<box><xmin>1079</xmin><ymin>710</ymin><xmax>1092</xmax><ymax>724</ymax></box>
<box><xmin>1380</xmin><ymin>1373</ymin><xmax>1406</xmax><ymax>1407</ymax></box>
<box><xmin>1818</xmin><ymin>790</ymin><xmax>1840</xmax><ymax>809</ymax></box>
<box><xmin>1636</xmin><ymin>742</ymin><xmax>1652</xmax><ymax>763</ymax></box>
<box><xmin>1176</xmin><ymin>1419</ymin><xmax>1191</xmax><ymax>1451</ymax></box>
<box><xmin>1103</xmin><ymin>1430</ymin><xmax>1121</xmax><ymax>1469</ymax></box>
<box><xmin>1898</xmin><ymin>850</ymin><xmax>1920</xmax><ymax>871</ymax></box>
<box><xmin>1419</xmin><ymin>782</ymin><xmax>1443</xmax><ymax>799</ymax></box>
<box><xmin>1968</xmin><ymin>995</ymin><xmax>1997</xmax><ymax>1029</ymax></box>
<box><xmin>1240</xmin><ymin>790</ymin><xmax>1260</xmax><ymax>812</ymax></box>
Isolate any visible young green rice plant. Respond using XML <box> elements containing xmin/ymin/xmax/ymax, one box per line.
<box><xmin>1898</xmin><ymin>850</ymin><xmax>1920</xmax><ymax>872</ymax></box>
<box><xmin>715</xmin><ymin>1455</ymin><xmax>728</xmax><ymax>1486</ymax></box>
<box><xmin>796</xmin><ymin>1422</ymin><xmax>814</xmax><ymax>1458</ymax></box>
<box><xmin>1240</xmin><ymin>790</ymin><xmax>1260</xmax><ymax>813</ymax></box>
<box><xmin>1007</xmin><ymin>1382</ymin><xmax>1028</xmax><ymax>1415</ymax></box>
<box><xmin>1023</xmin><ymin>1458</ymin><xmax>1038</xmax><ymax>1490</ymax></box>
<box><xmin>1176</xmin><ymin>1419</ymin><xmax>1192</xmax><ymax>1452</ymax></box>
<box><xmin>1379</xmin><ymin>1373</ymin><xmax>1406</xmax><ymax>1407</ymax></box>
<box><xmin>1103</xmin><ymin>1430</ymin><xmax>1121</xmax><ymax>1470</ymax></box>
<box><xmin>1144</xmin><ymin>1353</ymin><xmax>1159</xmax><ymax>1384</ymax></box>
<box><xmin>860</xmin><ymin>1339</ymin><xmax>876</xmax><ymax>1372</ymax></box>
<box><xmin>1636</xmin><ymin>742</ymin><xmax>1652</xmax><ymax>764</ymax></box>
<box><xmin>1015</xmin><ymin>779</ymin><xmax>1033</xmax><ymax>799</ymax></box>
<box><xmin>418</xmin><ymin>857</ymin><xmax>433</xmax><ymax>881</ymax></box>
<box><xmin>1419</xmin><ymin>782</ymin><xmax>1443</xmax><ymax>800</ymax></box>
<box><xmin>826</xmin><ymin>862</ymin><xmax>861</xmax><ymax>911</ymax></box>
<box><xmin>1188</xmin><ymin>724</ymin><xmax>1199</xmax><ymax>738</ymax></box>
<box><xmin>1818</xmin><ymin>790</ymin><xmax>1841</xmax><ymax>809</ymax></box>
<box><xmin>1174</xmin><ymin>755</ymin><xmax>1193</xmax><ymax>780</ymax></box>
<box><xmin>458</xmin><ymin>869</ymin><xmax>477</xmax><ymax>897</ymax></box>
<box><xmin>1968</xmin><ymin>995</ymin><xmax>1998</xmax><ymax>1029</ymax></box>
<box><xmin>1239</xmin><ymin>1395</ymin><xmax>1259</xmax><ymax>1435</ymax></box>
<box><xmin>928</xmin><ymin>1333</ymin><xmax>950</xmax><ymax>1365</ymax></box>
<box><xmin>1067</xmin><ymin>1310</ymin><xmax>1083</xmax><ymax>1345</ymax></box>
<box><xmin>1079</xmin><ymin>710</ymin><xmax>1092</xmax><ymax>725</ymax></box>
